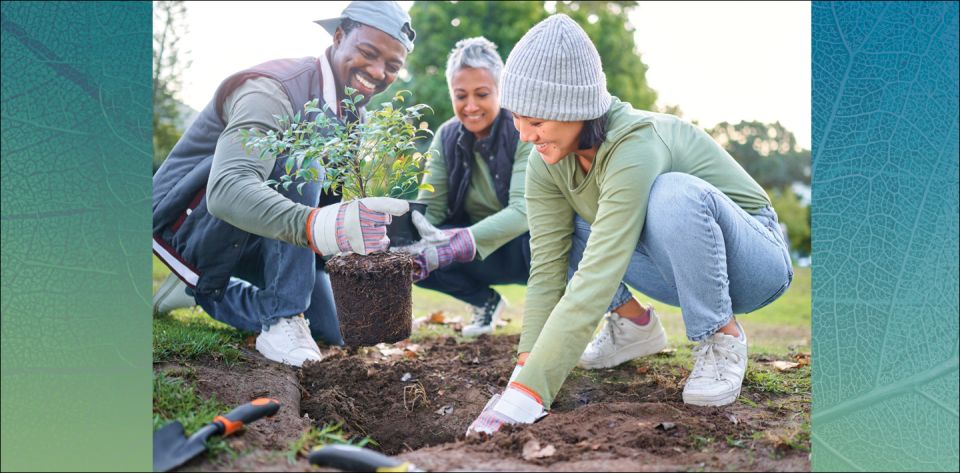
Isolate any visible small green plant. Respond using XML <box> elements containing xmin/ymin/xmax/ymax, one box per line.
<box><xmin>239</xmin><ymin>88</ymin><xmax>434</xmax><ymax>200</ymax></box>
<box><xmin>286</xmin><ymin>422</ymin><xmax>377</xmax><ymax>464</ymax></box>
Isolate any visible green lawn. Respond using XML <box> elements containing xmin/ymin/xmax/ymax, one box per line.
<box><xmin>154</xmin><ymin>256</ymin><xmax>809</xmax><ymax>356</ymax></box>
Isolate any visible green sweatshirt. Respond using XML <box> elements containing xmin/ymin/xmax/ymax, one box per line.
<box><xmin>417</xmin><ymin>131</ymin><xmax>533</xmax><ymax>259</ymax></box>
<box><xmin>515</xmin><ymin>98</ymin><xmax>770</xmax><ymax>407</ymax></box>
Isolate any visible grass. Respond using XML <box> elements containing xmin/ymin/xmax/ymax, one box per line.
<box><xmin>153</xmin><ymin>372</ymin><xmax>234</xmax><ymax>458</ymax></box>
<box><xmin>154</xmin><ymin>310</ymin><xmax>246</xmax><ymax>363</ymax></box>
<box><xmin>286</xmin><ymin>423</ymin><xmax>377</xmax><ymax>464</ymax></box>
<box><xmin>410</xmin><ymin>266</ymin><xmax>811</xmax><ymax>354</ymax></box>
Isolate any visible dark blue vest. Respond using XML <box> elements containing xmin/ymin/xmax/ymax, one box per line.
<box><xmin>152</xmin><ymin>57</ymin><xmax>334</xmax><ymax>298</ymax></box>
<box><xmin>437</xmin><ymin>108</ymin><xmax>519</xmax><ymax>226</ymax></box>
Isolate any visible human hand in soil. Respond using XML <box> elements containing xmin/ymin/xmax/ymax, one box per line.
<box><xmin>307</xmin><ymin>198</ymin><xmax>410</xmax><ymax>256</ymax></box>
<box><xmin>466</xmin><ymin>383</ymin><xmax>547</xmax><ymax>436</ymax></box>
<box><xmin>406</xmin><ymin>211</ymin><xmax>476</xmax><ymax>280</ymax></box>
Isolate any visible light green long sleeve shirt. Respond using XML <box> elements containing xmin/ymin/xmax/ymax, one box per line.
<box><xmin>206</xmin><ymin>76</ymin><xmax>314</xmax><ymax>247</ymax></box>
<box><xmin>416</xmin><ymin>130</ymin><xmax>533</xmax><ymax>259</ymax></box>
<box><xmin>515</xmin><ymin>98</ymin><xmax>770</xmax><ymax>407</ymax></box>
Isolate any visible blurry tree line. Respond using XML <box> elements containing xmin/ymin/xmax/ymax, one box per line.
<box><xmin>153</xmin><ymin>0</ymin><xmax>189</xmax><ymax>173</ymax></box>
<box><xmin>151</xmin><ymin>0</ymin><xmax>810</xmax><ymax>256</ymax></box>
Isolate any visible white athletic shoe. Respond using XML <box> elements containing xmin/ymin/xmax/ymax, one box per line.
<box><xmin>153</xmin><ymin>274</ymin><xmax>196</xmax><ymax>315</ymax></box>
<box><xmin>682</xmin><ymin>321</ymin><xmax>748</xmax><ymax>406</ymax></box>
<box><xmin>578</xmin><ymin>308</ymin><xmax>668</xmax><ymax>369</ymax></box>
<box><xmin>255</xmin><ymin>315</ymin><xmax>323</xmax><ymax>367</ymax></box>
<box><xmin>462</xmin><ymin>293</ymin><xmax>506</xmax><ymax>338</ymax></box>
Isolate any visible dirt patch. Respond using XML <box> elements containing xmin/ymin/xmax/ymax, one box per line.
<box><xmin>159</xmin><ymin>334</ymin><xmax>809</xmax><ymax>471</ymax></box>
<box><xmin>326</xmin><ymin>252</ymin><xmax>415</xmax><ymax>346</ymax></box>
<box><xmin>300</xmin><ymin>334</ymin><xmax>518</xmax><ymax>454</ymax></box>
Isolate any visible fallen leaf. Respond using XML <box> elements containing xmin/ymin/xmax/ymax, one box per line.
<box><xmin>655</xmin><ymin>422</ymin><xmax>676</xmax><ymax>431</ymax></box>
<box><xmin>793</xmin><ymin>352</ymin><xmax>811</xmax><ymax>367</ymax></box>
<box><xmin>434</xmin><ymin>405</ymin><xmax>454</xmax><ymax>416</ymax></box>
<box><xmin>772</xmin><ymin>361</ymin><xmax>800</xmax><ymax>371</ymax></box>
<box><xmin>429</xmin><ymin>311</ymin><xmax>446</xmax><ymax>324</ymax></box>
<box><xmin>522</xmin><ymin>439</ymin><xmax>556</xmax><ymax>460</ymax></box>
<box><xmin>636</xmin><ymin>366</ymin><xmax>650</xmax><ymax>375</ymax></box>
<box><xmin>411</xmin><ymin>316</ymin><xmax>428</xmax><ymax>330</ymax></box>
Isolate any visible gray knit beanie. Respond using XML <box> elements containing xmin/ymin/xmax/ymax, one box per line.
<box><xmin>500</xmin><ymin>14</ymin><xmax>611</xmax><ymax>121</ymax></box>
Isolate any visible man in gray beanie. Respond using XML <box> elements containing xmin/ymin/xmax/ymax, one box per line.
<box><xmin>469</xmin><ymin>14</ymin><xmax>791</xmax><ymax>435</ymax></box>
<box><xmin>152</xmin><ymin>2</ymin><xmax>418</xmax><ymax>367</ymax></box>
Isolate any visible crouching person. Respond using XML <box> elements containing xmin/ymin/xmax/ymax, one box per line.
<box><xmin>468</xmin><ymin>15</ymin><xmax>793</xmax><ymax>435</ymax></box>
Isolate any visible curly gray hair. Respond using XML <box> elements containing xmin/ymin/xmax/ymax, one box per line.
<box><xmin>445</xmin><ymin>37</ymin><xmax>504</xmax><ymax>88</ymax></box>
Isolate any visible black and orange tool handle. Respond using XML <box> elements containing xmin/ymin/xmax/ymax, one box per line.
<box><xmin>212</xmin><ymin>398</ymin><xmax>281</xmax><ymax>437</ymax></box>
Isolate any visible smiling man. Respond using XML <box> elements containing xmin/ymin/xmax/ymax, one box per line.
<box><xmin>152</xmin><ymin>1</ymin><xmax>416</xmax><ymax>367</ymax></box>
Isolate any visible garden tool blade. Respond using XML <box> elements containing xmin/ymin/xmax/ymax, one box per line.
<box><xmin>152</xmin><ymin>421</ymin><xmax>214</xmax><ymax>472</ymax></box>
<box><xmin>308</xmin><ymin>444</ymin><xmax>425</xmax><ymax>472</ymax></box>
<box><xmin>153</xmin><ymin>398</ymin><xmax>281</xmax><ymax>471</ymax></box>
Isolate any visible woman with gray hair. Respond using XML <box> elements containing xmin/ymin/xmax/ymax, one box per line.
<box><xmin>405</xmin><ymin>37</ymin><xmax>534</xmax><ymax>337</ymax></box>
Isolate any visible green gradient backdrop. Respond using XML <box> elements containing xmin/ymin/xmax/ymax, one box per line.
<box><xmin>2</xmin><ymin>1</ymin><xmax>960</xmax><ymax>472</ymax></box>
<box><xmin>0</xmin><ymin>2</ymin><xmax>153</xmax><ymax>471</ymax></box>
<box><xmin>811</xmin><ymin>2</ymin><xmax>959</xmax><ymax>471</ymax></box>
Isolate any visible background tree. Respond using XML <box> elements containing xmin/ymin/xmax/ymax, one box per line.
<box><xmin>399</xmin><ymin>1</ymin><xmax>657</xmax><ymax>131</ymax></box>
<box><xmin>153</xmin><ymin>1</ymin><xmax>190</xmax><ymax>172</ymax></box>
<box><xmin>707</xmin><ymin>120</ymin><xmax>811</xmax><ymax>189</ymax></box>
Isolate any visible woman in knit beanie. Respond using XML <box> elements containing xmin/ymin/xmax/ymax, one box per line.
<box><xmin>468</xmin><ymin>14</ymin><xmax>793</xmax><ymax>436</ymax></box>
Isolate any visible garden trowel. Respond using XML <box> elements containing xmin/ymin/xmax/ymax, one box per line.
<box><xmin>309</xmin><ymin>444</ymin><xmax>425</xmax><ymax>472</ymax></box>
<box><xmin>153</xmin><ymin>398</ymin><xmax>281</xmax><ymax>472</ymax></box>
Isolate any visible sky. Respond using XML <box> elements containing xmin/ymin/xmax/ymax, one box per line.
<box><xmin>172</xmin><ymin>1</ymin><xmax>810</xmax><ymax>148</ymax></box>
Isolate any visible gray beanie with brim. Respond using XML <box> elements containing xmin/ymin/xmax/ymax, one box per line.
<box><xmin>500</xmin><ymin>14</ymin><xmax>611</xmax><ymax>121</ymax></box>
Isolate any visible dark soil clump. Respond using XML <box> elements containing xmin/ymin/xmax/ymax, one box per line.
<box><xmin>326</xmin><ymin>252</ymin><xmax>415</xmax><ymax>346</ymax></box>
<box><xmin>300</xmin><ymin>335</ymin><xmax>519</xmax><ymax>454</ymax></box>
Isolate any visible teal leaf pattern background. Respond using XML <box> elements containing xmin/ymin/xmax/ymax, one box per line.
<box><xmin>0</xmin><ymin>2</ymin><xmax>152</xmax><ymax>471</ymax></box>
<box><xmin>812</xmin><ymin>2</ymin><xmax>959</xmax><ymax>471</ymax></box>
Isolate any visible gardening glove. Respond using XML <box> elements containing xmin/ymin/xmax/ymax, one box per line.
<box><xmin>406</xmin><ymin>211</ymin><xmax>476</xmax><ymax>281</ymax></box>
<box><xmin>466</xmin><ymin>382</ymin><xmax>547</xmax><ymax>437</ymax></box>
<box><xmin>307</xmin><ymin>197</ymin><xmax>410</xmax><ymax>256</ymax></box>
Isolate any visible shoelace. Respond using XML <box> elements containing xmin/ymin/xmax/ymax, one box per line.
<box><xmin>284</xmin><ymin>317</ymin><xmax>315</xmax><ymax>350</ymax></box>
<box><xmin>591</xmin><ymin>313</ymin><xmax>625</xmax><ymax>349</ymax></box>
<box><xmin>691</xmin><ymin>338</ymin><xmax>740</xmax><ymax>381</ymax></box>
<box><xmin>468</xmin><ymin>296</ymin><xmax>499</xmax><ymax>326</ymax></box>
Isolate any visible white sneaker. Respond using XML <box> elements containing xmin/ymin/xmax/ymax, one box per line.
<box><xmin>255</xmin><ymin>315</ymin><xmax>323</xmax><ymax>367</ymax></box>
<box><xmin>462</xmin><ymin>293</ymin><xmax>506</xmax><ymax>338</ymax></box>
<box><xmin>682</xmin><ymin>321</ymin><xmax>748</xmax><ymax>406</ymax></box>
<box><xmin>578</xmin><ymin>308</ymin><xmax>668</xmax><ymax>369</ymax></box>
<box><xmin>153</xmin><ymin>274</ymin><xmax>196</xmax><ymax>315</ymax></box>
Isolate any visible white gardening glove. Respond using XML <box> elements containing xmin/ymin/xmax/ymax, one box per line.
<box><xmin>466</xmin><ymin>382</ymin><xmax>547</xmax><ymax>437</ymax></box>
<box><xmin>307</xmin><ymin>197</ymin><xmax>410</xmax><ymax>256</ymax></box>
<box><xmin>402</xmin><ymin>211</ymin><xmax>476</xmax><ymax>281</ymax></box>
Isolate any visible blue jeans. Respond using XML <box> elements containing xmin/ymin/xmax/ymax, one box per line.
<box><xmin>570</xmin><ymin>173</ymin><xmax>793</xmax><ymax>341</ymax></box>
<box><xmin>192</xmin><ymin>228</ymin><xmax>344</xmax><ymax>346</ymax></box>
<box><xmin>416</xmin><ymin>232</ymin><xmax>531</xmax><ymax>306</ymax></box>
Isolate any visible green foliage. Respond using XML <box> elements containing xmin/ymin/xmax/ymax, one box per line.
<box><xmin>286</xmin><ymin>423</ymin><xmax>377</xmax><ymax>464</ymax></box>
<box><xmin>153</xmin><ymin>372</ymin><xmax>234</xmax><ymax>458</ymax></box>
<box><xmin>239</xmin><ymin>89</ymin><xmax>434</xmax><ymax>200</ymax></box>
<box><xmin>769</xmin><ymin>187</ymin><xmax>811</xmax><ymax>255</ymax></box>
<box><xmin>708</xmin><ymin>120</ymin><xmax>811</xmax><ymax>189</ymax></box>
<box><xmin>153</xmin><ymin>0</ymin><xmax>190</xmax><ymax>172</ymax></box>
<box><xmin>401</xmin><ymin>1</ymin><xmax>657</xmax><ymax>131</ymax></box>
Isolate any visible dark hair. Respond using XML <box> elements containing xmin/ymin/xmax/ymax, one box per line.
<box><xmin>578</xmin><ymin>114</ymin><xmax>608</xmax><ymax>150</ymax></box>
<box><xmin>340</xmin><ymin>18</ymin><xmax>362</xmax><ymax>37</ymax></box>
